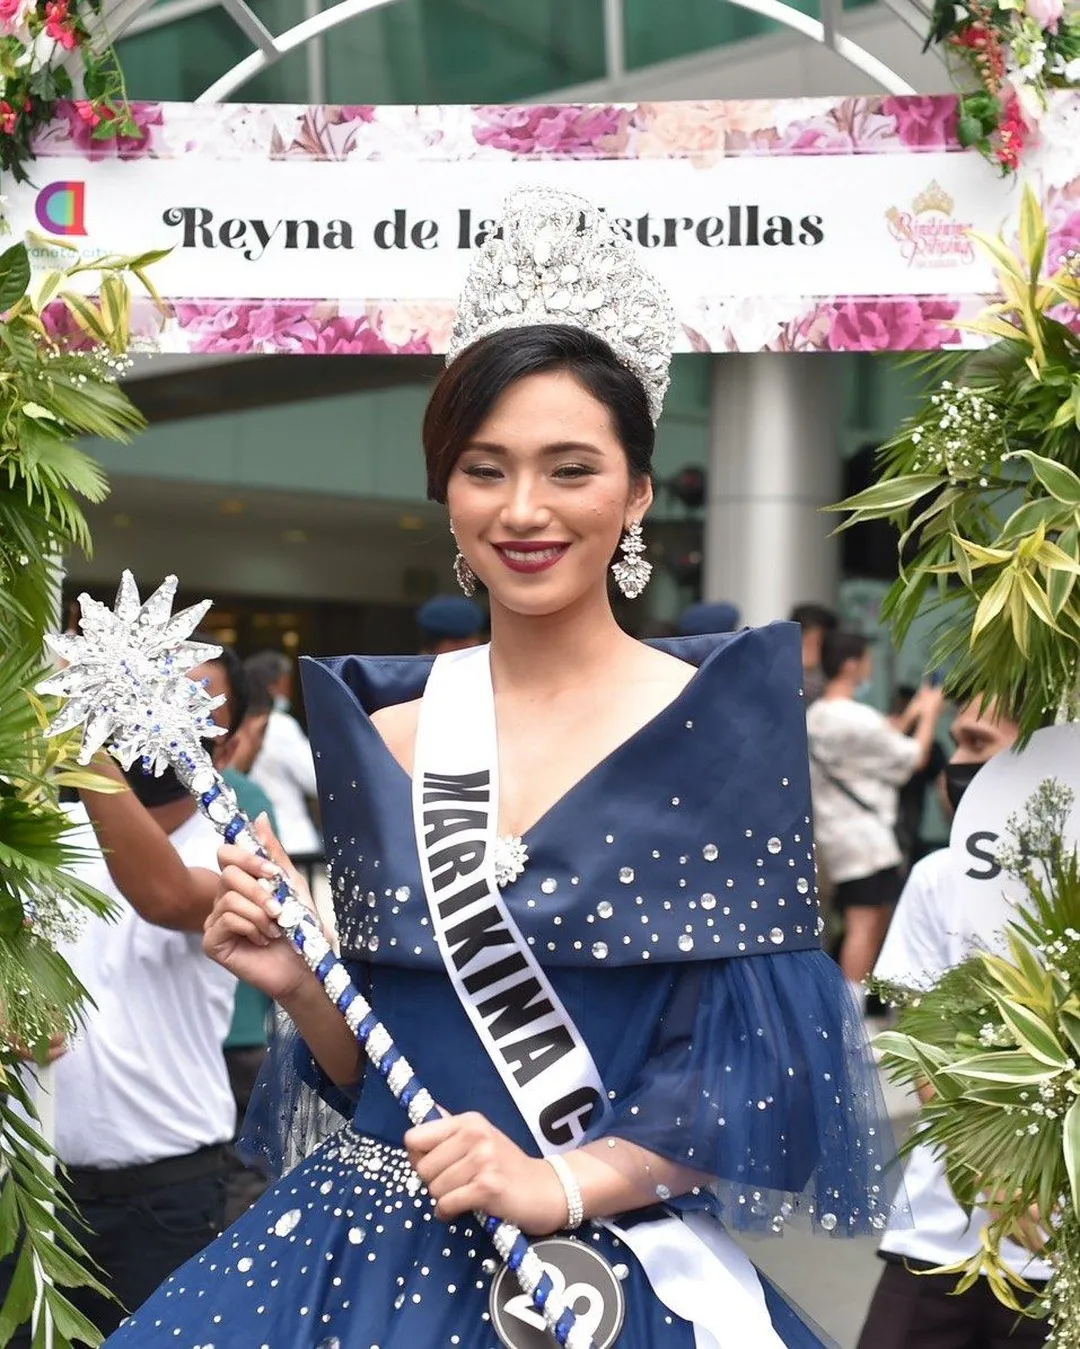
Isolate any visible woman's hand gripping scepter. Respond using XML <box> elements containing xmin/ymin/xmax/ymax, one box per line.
<box><xmin>37</xmin><ymin>570</ymin><xmax>601</xmax><ymax>1349</ymax></box>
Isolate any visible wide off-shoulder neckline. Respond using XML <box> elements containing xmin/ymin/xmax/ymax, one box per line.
<box><xmin>312</xmin><ymin>633</ymin><xmax>735</xmax><ymax>846</ymax></box>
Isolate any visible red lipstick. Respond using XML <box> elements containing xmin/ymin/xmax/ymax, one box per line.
<box><xmin>492</xmin><ymin>542</ymin><xmax>570</xmax><ymax>575</ymax></box>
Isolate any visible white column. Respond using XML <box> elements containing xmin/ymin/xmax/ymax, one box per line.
<box><xmin>704</xmin><ymin>353</ymin><xmax>841</xmax><ymax>627</ymax></box>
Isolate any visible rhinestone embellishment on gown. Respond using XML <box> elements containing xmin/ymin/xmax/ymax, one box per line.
<box><xmin>493</xmin><ymin>834</ymin><xmax>528</xmax><ymax>888</ymax></box>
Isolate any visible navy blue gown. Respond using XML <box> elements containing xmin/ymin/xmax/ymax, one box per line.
<box><xmin>107</xmin><ymin>625</ymin><xmax>897</xmax><ymax>1348</ymax></box>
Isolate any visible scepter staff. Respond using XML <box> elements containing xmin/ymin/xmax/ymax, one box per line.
<box><xmin>38</xmin><ymin>570</ymin><xmax>598</xmax><ymax>1349</ymax></box>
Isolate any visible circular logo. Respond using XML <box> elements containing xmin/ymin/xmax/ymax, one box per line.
<box><xmin>489</xmin><ymin>1236</ymin><xmax>626</xmax><ymax>1349</ymax></box>
<box><xmin>949</xmin><ymin>723</ymin><xmax>1080</xmax><ymax>913</ymax></box>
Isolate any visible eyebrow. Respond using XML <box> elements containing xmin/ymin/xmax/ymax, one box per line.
<box><xmin>462</xmin><ymin>441</ymin><xmax>605</xmax><ymax>457</ymax></box>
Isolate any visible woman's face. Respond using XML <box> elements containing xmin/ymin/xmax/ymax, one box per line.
<box><xmin>446</xmin><ymin>369</ymin><xmax>652</xmax><ymax>617</ymax></box>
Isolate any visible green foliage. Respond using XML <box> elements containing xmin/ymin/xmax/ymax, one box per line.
<box><xmin>0</xmin><ymin>239</ymin><xmax>157</xmax><ymax>1345</ymax></box>
<box><xmin>833</xmin><ymin>189</ymin><xmax>1080</xmax><ymax>742</ymax></box>
<box><xmin>0</xmin><ymin>1072</ymin><xmax>109</xmax><ymax>1347</ymax></box>
<box><xmin>0</xmin><ymin>5</ymin><xmax>141</xmax><ymax>185</ymax></box>
<box><xmin>873</xmin><ymin>781</ymin><xmax>1080</xmax><ymax>1342</ymax></box>
<box><xmin>923</xmin><ymin>2</ymin><xmax>1080</xmax><ymax>172</ymax></box>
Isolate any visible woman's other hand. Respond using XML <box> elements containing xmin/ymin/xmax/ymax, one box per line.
<box><xmin>405</xmin><ymin>1111</ymin><xmax>568</xmax><ymax>1236</ymax></box>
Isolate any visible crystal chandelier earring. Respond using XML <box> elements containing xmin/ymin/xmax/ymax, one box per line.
<box><xmin>612</xmin><ymin>521</ymin><xmax>652</xmax><ymax>599</ymax></box>
<box><xmin>450</xmin><ymin>522</ymin><xmax>477</xmax><ymax>598</ymax></box>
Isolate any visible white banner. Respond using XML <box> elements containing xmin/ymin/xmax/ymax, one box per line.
<box><xmin>6</xmin><ymin>96</ymin><xmax>1078</xmax><ymax>354</ymax></box>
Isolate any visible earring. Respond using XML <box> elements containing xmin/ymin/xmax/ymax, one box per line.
<box><xmin>454</xmin><ymin>552</ymin><xmax>477</xmax><ymax>598</ymax></box>
<box><xmin>612</xmin><ymin>521</ymin><xmax>652</xmax><ymax>599</ymax></box>
<box><xmin>450</xmin><ymin>522</ymin><xmax>477</xmax><ymax>597</ymax></box>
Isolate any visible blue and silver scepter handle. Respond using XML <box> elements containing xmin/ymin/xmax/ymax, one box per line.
<box><xmin>39</xmin><ymin>571</ymin><xmax>595</xmax><ymax>1349</ymax></box>
<box><xmin>180</xmin><ymin>758</ymin><xmax>595</xmax><ymax>1349</ymax></box>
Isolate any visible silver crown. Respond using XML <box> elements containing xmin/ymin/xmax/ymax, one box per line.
<box><xmin>446</xmin><ymin>187</ymin><xmax>677</xmax><ymax>424</ymax></box>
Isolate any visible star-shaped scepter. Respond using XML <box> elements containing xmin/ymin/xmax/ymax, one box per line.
<box><xmin>37</xmin><ymin>572</ymin><xmax>601</xmax><ymax>1349</ymax></box>
<box><xmin>39</xmin><ymin>571</ymin><xmax>225</xmax><ymax>777</ymax></box>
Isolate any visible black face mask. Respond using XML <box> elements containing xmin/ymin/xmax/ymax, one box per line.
<box><xmin>122</xmin><ymin>762</ymin><xmax>191</xmax><ymax>808</ymax></box>
<box><xmin>121</xmin><ymin>735</ymin><xmax>223</xmax><ymax>809</ymax></box>
<box><xmin>943</xmin><ymin>761</ymin><xmax>983</xmax><ymax>813</ymax></box>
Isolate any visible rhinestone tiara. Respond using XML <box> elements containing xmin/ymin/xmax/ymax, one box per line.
<box><xmin>446</xmin><ymin>186</ymin><xmax>677</xmax><ymax>424</ymax></box>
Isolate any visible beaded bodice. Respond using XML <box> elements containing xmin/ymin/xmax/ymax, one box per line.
<box><xmin>300</xmin><ymin>624</ymin><xmax>822</xmax><ymax>969</ymax></box>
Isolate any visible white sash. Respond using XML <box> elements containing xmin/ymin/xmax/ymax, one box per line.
<box><xmin>413</xmin><ymin>646</ymin><xmax>608</xmax><ymax>1151</ymax></box>
<box><xmin>412</xmin><ymin>646</ymin><xmax>788</xmax><ymax>1349</ymax></box>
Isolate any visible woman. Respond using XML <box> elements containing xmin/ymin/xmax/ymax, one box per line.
<box><xmin>107</xmin><ymin>189</ymin><xmax>895</xmax><ymax>1349</ymax></box>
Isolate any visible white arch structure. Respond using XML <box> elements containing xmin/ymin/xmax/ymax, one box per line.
<box><xmin>82</xmin><ymin>0</ymin><xmax>928</xmax><ymax>103</ymax></box>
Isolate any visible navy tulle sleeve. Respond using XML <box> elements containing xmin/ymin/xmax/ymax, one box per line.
<box><xmin>588</xmin><ymin>949</ymin><xmax>900</xmax><ymax>1237</ymax></box>
<box><xmin>238</xmin><ymin>1009</ymin><xmax>358</xmax><ymax>1178</ymax></box>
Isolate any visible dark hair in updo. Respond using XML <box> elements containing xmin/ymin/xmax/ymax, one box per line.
<box><xmin>422</xmin><ymin>325</ymin><xmax>655</xmax><ymax>503</ymax></box>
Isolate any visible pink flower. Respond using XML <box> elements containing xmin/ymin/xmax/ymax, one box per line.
<box><xmin>44</xmin><ymin>0</ymin><xmax>77</xmax><ymax>48</ymax></box>
<box><xmin>473</xmin><ymin>104</ymin><xmax>631</xmax><ymax>157</ymax></box>
<box><xmin>42</xmin><ymin>100</ymin><xmax>163</xmax><ymax>159</ymax></box>
<box><xmin>824</xmin><ymin>297</ymin><xmax>961</xmax><ymax>351</ymax></box>
<box><xmin>173</xmin><ymin>301</ymin><xmax>305</xmax><ymax>354</ymax></box>
<box><xmin>279</xmin><ymin>106</ymin><xmax>379</xmax><ymax>160</ymax></box>
<box><xmin>73</xmin><ymin>99</ymin><xmax>100</xmax><ymax>128</ymax></box>
<box><xmin>173</xmin><ymin>301</ymin><xmax>394</xmax><ymax>355</ymax></box>
<box><xmin>1047</xmin><ymin>207</ymin><xmax>1080</xmax><ymax>274</ymax></box>
<box><xmin>296</xmin><ymin>315</ymin><xmax>391</xmax><ymax>355</ymax></box>
<box><xmin>0</xmin><ymin>0</ymin><xmax>30</xmax><ymax>31</ymax></box>
<box><xmin>741</xmin><ymin>112</ymin><xmax>858</xmax><ymax>156</ymax></box>
<box><xmin>731</xmin><ymin>101</ymin><xmax>896</xmax><ymax>155</ymax></box>
<box><xmin>1026</xmin><ymin>0</ymin><xmax>1063</xmax><ymax>32</ymax></box>
<box><xmin>40</xmin><ymin>302</ymin><xmax>95</xmax><ymax>351</ymax></box>
<box><xmin>781</xmin><ymin>122</ymin><xmax>856</xmax><ymax>153</ymax></box>
<box><xmin>881</xmin><ymin>96</ymin><xmax>959</xmax><ymax>150</ymax></box>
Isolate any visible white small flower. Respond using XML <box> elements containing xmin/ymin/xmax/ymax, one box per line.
<box><xmin>1017</xmin><ymin>81</ymin><xmax>1047</xmax><ymax>121</ymax></box>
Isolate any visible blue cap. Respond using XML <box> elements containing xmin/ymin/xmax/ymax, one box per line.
<box><xmin>677</xmin><ymin>601</ymin><xmax>741</xmax><ymax>637</ymax></box>
<box><xmin>416</xmin><ymin>595</ymin><xmax>486</xmax><ymax>639</ymax></box>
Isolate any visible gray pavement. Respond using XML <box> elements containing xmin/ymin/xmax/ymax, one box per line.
<box><xmin>736</xmin><ymin>1223</ymin><xmax>883</xmax><ymax>1348</ymax></box>
<box><xmin>734</xmin><ymin>1069</ymin><xmax>920</xmax><ymax>1347</ymax></box>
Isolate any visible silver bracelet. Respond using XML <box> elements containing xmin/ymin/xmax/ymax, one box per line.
<box><xmin>545</xmin><ymin>1152</ymin><xmax>584</xmax><ymax>1229</ymax></box>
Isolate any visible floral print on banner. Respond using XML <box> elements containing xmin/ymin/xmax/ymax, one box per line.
<box><xmin>22</xmin><ymin>93</ymin><xmax>1080</xmax><ymax>355</ymax></box>
<box><xmin>168</xmin><ymin>302</ymin><xmax>458</xmax><ymax>355</ymax></box>
<box><xmin>25</xmin><ymin>94</ymin><xmax>978</xmax><ymax>166</ymax></box>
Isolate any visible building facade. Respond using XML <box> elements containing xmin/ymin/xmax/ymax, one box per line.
<box><xmin>72</xmin><ymin>0</ymin><xmax>950</xmax><ymax>683</ymax></box>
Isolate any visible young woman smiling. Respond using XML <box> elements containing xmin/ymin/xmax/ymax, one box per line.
<box><xmin>107</xmin><ymin>189</ymin><xmax>895</xmax><ymax>1349</ymax></box>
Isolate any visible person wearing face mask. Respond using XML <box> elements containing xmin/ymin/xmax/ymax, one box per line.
<box><xmin>891</xmin><ymin>683</ymin><xmax>950</xmax><ymax>872</ymax></box>
<box><xmin>806</xmin><ymin>631</ymin><xmax>945</xmax><ymax>1010</ymax></box>
<box><xmin>857</xmin><ymin>694</ymin><xmax>1050</xmax><ymax>1349</ymax></box>
<box><xmin>0</xmin><ymin>643</ymin><xmax>249</xmax><ymax>1344</ymax></box>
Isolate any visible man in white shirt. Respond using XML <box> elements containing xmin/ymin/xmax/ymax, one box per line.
<box><xmin>857</xmin><ymin>694</ymin><xmax>1049</xmax><ymax>1348</ymax></box>
<box><xmin>1</xmin><ymin>647</ymin><xmax>245</xmax><ymax>1342</ymax></box>
<box><xmin>806</xmin><ymin>631</ymin><xmax>944</xmax><ymax>1005</ymax></box>
<box><xmin>246</xmin><ymin>650</ymin><xmax>322</xmax><ymax>862</ymax></box>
